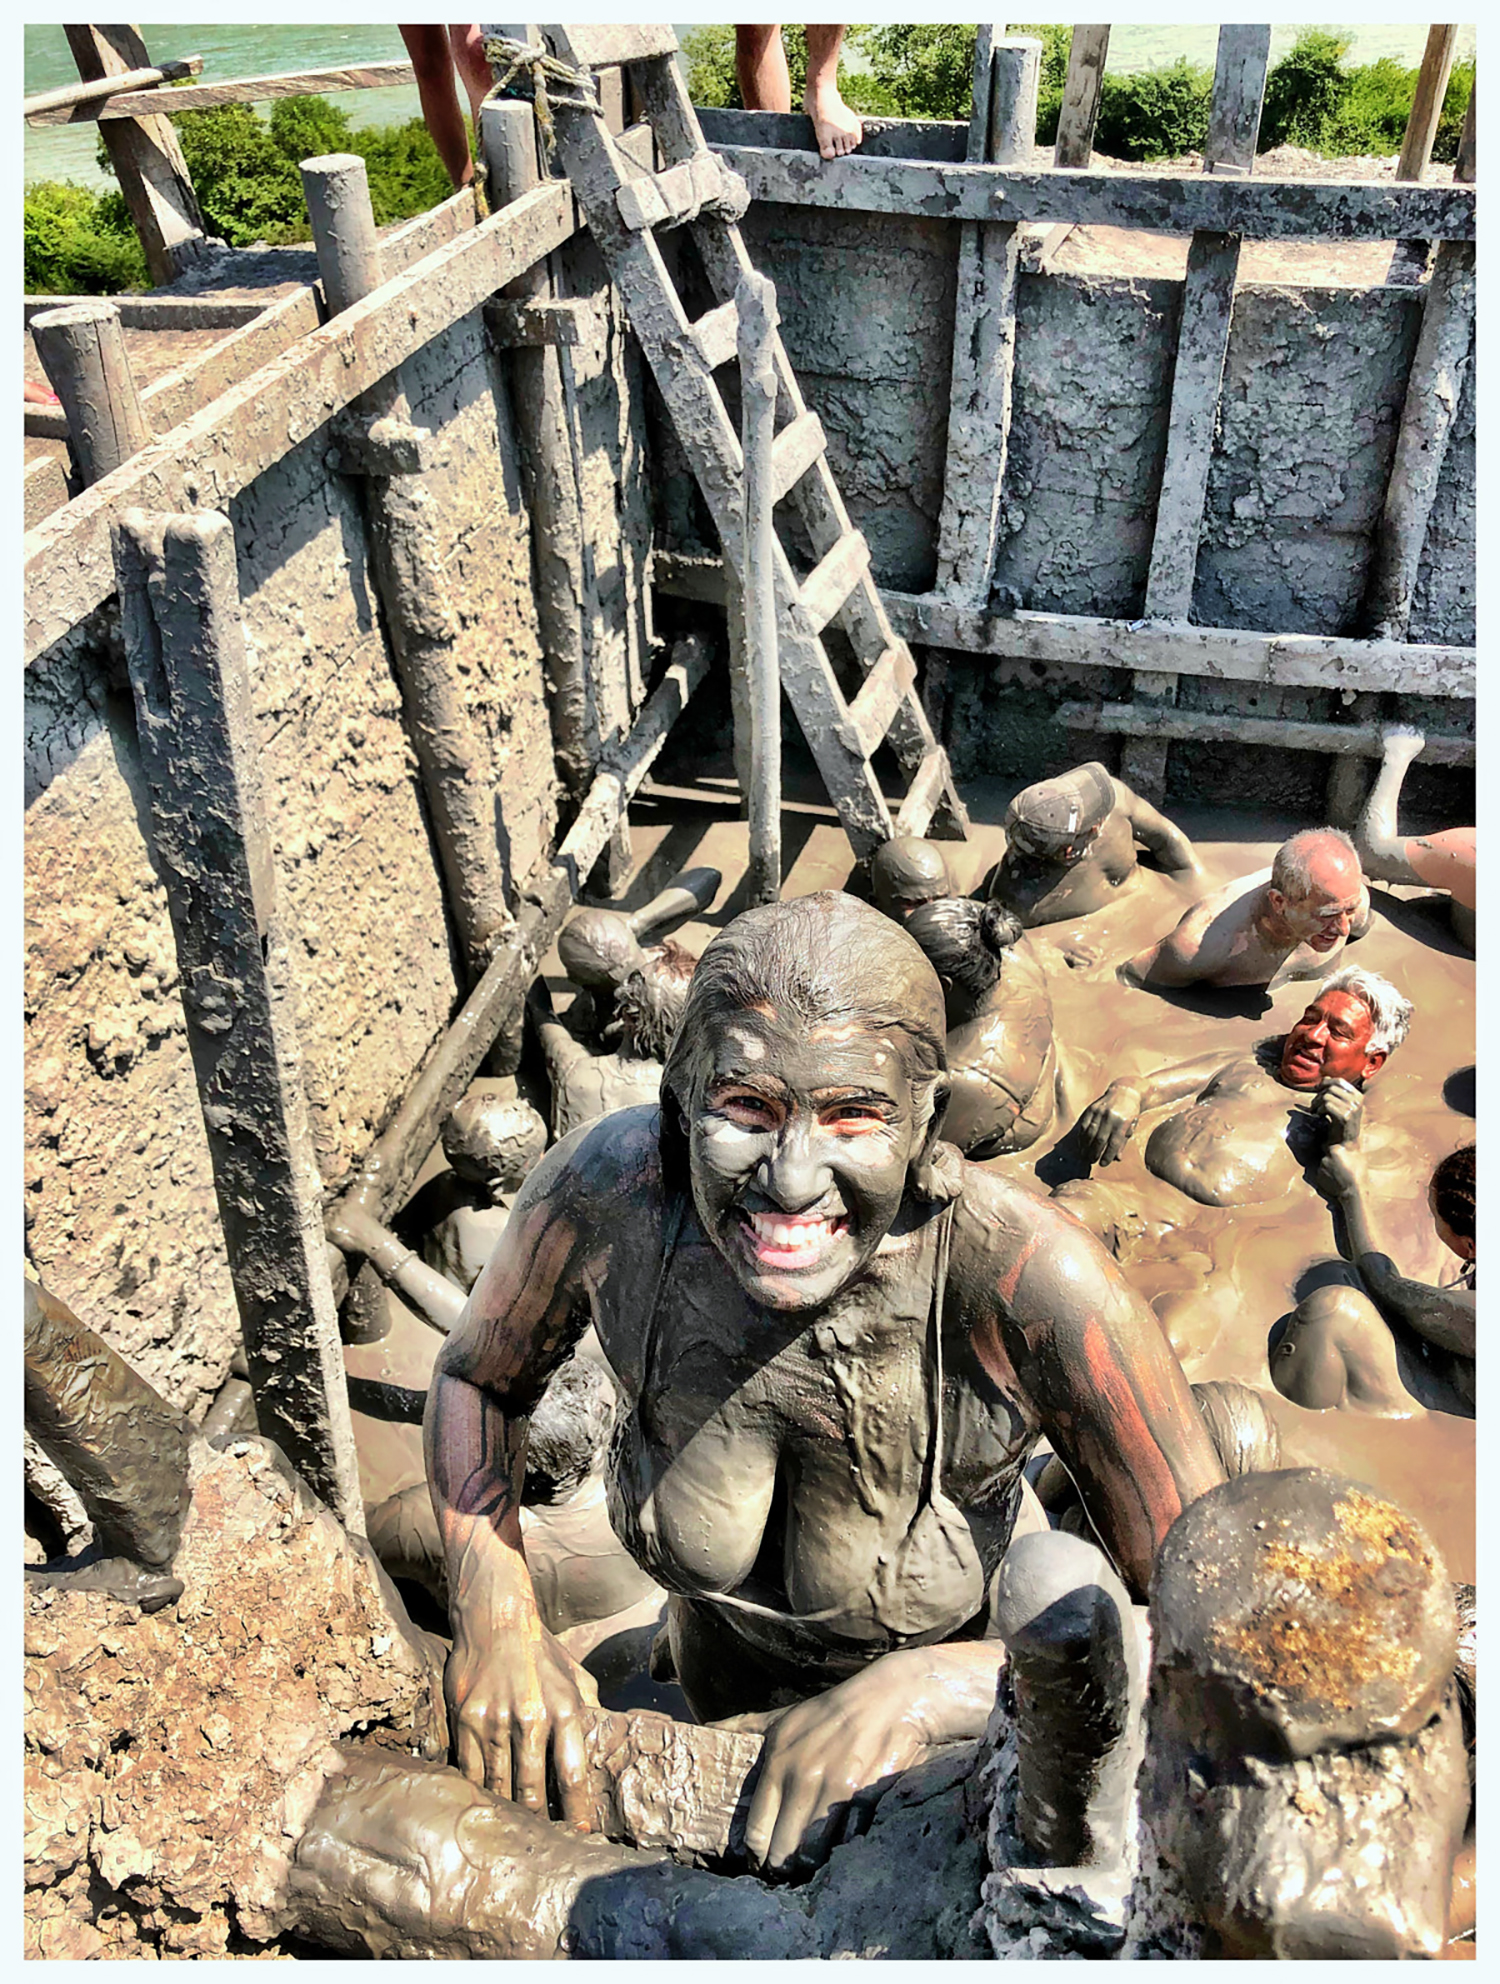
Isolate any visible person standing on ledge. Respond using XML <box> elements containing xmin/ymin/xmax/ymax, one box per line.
<box><xmin>400</xmin><ymin>25</ymin><xmax>495</xmax><ymax>191</ymax></box>
<box><xmin>735</xmin><ymin>26</ymin><xmax>865</xmax><ymax>159</ymax></box>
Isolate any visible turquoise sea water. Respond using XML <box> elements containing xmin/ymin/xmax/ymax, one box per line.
<box><xmin>25</xmin><ymin>22</ymin><xmax>1476</xmax><ymax>191</ymax></box>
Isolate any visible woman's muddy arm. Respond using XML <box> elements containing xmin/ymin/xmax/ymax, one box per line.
<box><xmin>424</xmin><ymin>1142</ymin><xmax>610</xmax><ymax>1819</ymax></box>
<box><xmin>975</xmin><ymin>1196</ymin><xmax>1225</xmax><ymax>1596</ymax></box>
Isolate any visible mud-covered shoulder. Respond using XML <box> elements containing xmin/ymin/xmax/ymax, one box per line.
<box><xmin>507</xmin><ymin>1103</ymin><xmax>665</xmax><ymax>1238</ymax></box>
<box><xmin>945</xmin><ymin>1159</ymin><xmax>1130</xmax><ymax>1326</ymax></box>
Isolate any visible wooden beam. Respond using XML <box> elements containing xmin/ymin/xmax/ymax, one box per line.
<box><xmin>1397</xmin><ymin>26</ymin><xmax>1460</xmax><ymax>182</ymax></box>
<box><xmin>26</xmin><ymin>294</ymin><xmax>267</xmax><ymax>330</ymax></box>
<box><xmin>697</xmin><ymin>105</ymin><xmax>967</xmax><ymax>162</ymax></box>
<box><xmin>90</xmin><ymin>59</ymin><xmax>417</xmax><ymax>121</ymax></box>
<box><xmin>64</xmin><ymin>27</ymin><xmax>208</xmax><ymax>286</ymax></box>
<box><xmin>651</xmin><ymin>556</ymin><xmax>1476</xmax><ymax>697</ymax></box>
<box><xmin>114</xmin><ymin>510</ymin><xmax>364</xmax><ymax>1530</ymax></box>
<box><xmin>1059</xmin><ymin>699</ymin><xmax>1472</xmax><ymax>764</ymax></box>
<box><xmin>24</xmin><ymin>455</ymin><xmax>72</xmax><ymax>530</ymax></box>
<box><xmin>707</xmin><ymin>146</ymin><xmax>1475</xmax><ymax>239</ymax></box>
<box><xmin>1054</xmin><ymin>27</ymin><xmax>1110</xmax><ymax>169</ymax></box>
<box><xmin>1126</xmin><ymin>26</ymin><xmax>1270</xmax><ymax>802</ymax></box>
<box><xmin>24</xmin><ymin>179</ymin><xmax>577</xmax><ymax>665</ymax></box>
<box><xmin>25</xmin><ymin>54</ymin><xmax>202</xmax><ymax>123</ymax></box>
<box><xmin>934</xmin><ymin>32</ymin><xmax>1036</xmax><ymax>600</ymax></box>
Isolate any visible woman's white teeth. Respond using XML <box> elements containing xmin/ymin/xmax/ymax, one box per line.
<box><xmin>747</xmin><ymin>1212</ymin><xmax>839</xmax><ymax>1253</ymax></box>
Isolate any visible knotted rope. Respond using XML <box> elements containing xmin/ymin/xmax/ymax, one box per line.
<box><xmin>481</xmin><ymin>34</ymin><xmax>601</xmax><ymax>161</ymax></box>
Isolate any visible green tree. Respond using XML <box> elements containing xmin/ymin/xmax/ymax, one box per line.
<box><xmin>24</xmin><ymin>180</ymin><xmax>147</xmax><ymax>293</ymax></box>
<box><xmin>1094</xmin><ymin>58</ymin><xmax>1212</xmax><ymax>162</ymax></box>
<box><xmin>1259</xmin><ymin>30</ymin><xmax>1351</xmax><ymax>150</ymax></box>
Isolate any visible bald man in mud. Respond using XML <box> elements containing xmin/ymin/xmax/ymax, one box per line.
<box><xmin>1121</xmin><ymin>826</ymin><xmax>1372</xmax><ymax>992</ymax></box>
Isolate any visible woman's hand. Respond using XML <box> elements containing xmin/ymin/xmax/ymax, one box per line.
<box><xmin>445</xmin><ymin>1606</ymin><xmax>600</xmax><ymax>1829</ymax></box>
<box><xmin>1315</xmin><ymin>1142</ymin><xmax>1363</xmax><ymax>1203</ymax></box>
<box><xmin>1078</xmin><ymin>1082</ymin><xmax>1142</xmax><ymax>1165</ymax></box>
<box><xmin>741</xmin><ymin>1652</ymin><xmax>937</xmax><ymax>1875</ymax></box>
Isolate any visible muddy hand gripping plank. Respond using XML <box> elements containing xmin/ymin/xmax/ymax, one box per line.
<box><xmin>537</xmin><ymin>24</ymin><xmax>968</xmax><ymax>859</ymax></box>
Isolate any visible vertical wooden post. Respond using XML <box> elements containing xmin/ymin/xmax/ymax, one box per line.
<box><xmin>64</xmin><ymin>25</ymin><xmax>208</xmax><ymax>286</ymax></box>
<box><xmin>1054</xmin><ymin>25</ymin><xmax>1110</xmax><ymax>168</ymax></box>
<box><xmin>31</xmin><ymin>300</ymin><xmax>150</xmax><ymax>486</ymax></box>
<box><xmin>1455</xmin><ymin>81</ymin><xmax>1476</xmax><ymax>183</ymax></box>
<box><xmin>113</xmin><ymin>509</ymin><xmax>364</xmax><ymax>1531</ymax></box>
<box><xmin>1125</xmin><ymin>25</ymin><xmax>1269</xmax><ymax>803</ymax></box>
<box><xmin>1397</xmin><ymin>25</ymin><xmax>1460</xmax><ymax>182</ymax></box>
<box><xmin>934</xmin><ymin>32</ymin><xmax>1039</xmax><ymax>601</ymax></box>
<box><xmin>300</xmin><ymin>153</ymin><xmax>515</xmax><ymax>986</ymax></box>
<box><xmin>738</xmin><ymin>271</ymin><xmax>782</xmax><ymax>907</ymax></box>
<box><xmin>480</xmin><ymin>98</ymin><xmax>592</xmax><ymax>805</ymax></box>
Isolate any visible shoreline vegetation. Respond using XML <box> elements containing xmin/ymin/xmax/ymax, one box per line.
<box><xmin>25</xmin><ymin>27</ymin><xmax>1475</xmax><ymax>296</ymax></box>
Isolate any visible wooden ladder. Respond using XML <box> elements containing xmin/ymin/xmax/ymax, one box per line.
<box><xmin>536</xmin><ymin>23</ymin><xmax>969</xmax><ymax>862</ymax></box>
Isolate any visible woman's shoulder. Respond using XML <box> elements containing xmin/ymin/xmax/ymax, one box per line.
<box><xmin>516</xmin><ymin>1103</ymin><xmax>668</xmax><ymax>1230</ymax></box>
<box><xmin>948</xmin><ymin>1160</ymin><xmax>1117</xmax><ymax>1293</ymax></box>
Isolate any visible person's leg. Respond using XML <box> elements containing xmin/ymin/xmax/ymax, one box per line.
<box><xmin>802</xmin><ymin>25</ymin><xmax>863</xmax><ymax>159</ymax></box>
<box><xmin>399</xmin><ymin>23</ymin><xmax>474</xmax><ymax>190</ymax></box>
<box><xmin>449</xmin><ymin>25</ymin><xmax>494</xmax><ymax>128</ymax></box>
<box><xmin>1354</xmin><ymin>724</ymin><xmax>1426</xmax><ymax>884</ymax></box>
<box><xmin>736</xmin><ymin>25</ymin><xmax>792</xmax><ymax>112</ymax></box>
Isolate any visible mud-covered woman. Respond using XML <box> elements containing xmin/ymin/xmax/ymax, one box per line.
<box><xmin>426</xmin><ymin>893</ymin><xmax>1225</xmax><ymax>1875</ymax></box>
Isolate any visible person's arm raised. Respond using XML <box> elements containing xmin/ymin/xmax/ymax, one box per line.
<box><xmin>1119</xmin><ymin>784</ymin><xmax>1199</xmax><ymax>875</ymax></box>
<box><xmin>972</xmin><ymin>1189</ymin><xmax>1226</xmax><ymax>1596</ymax></box>
<box><xmin>424</xmin><ymin>1129</ymin><xmax>615</xmax><ymax>1825</ymax></box>
<box><xmin>1317</xmin><ymin>1145</ymin><xmax>1476</xmax><ymax>1359</ymax></box>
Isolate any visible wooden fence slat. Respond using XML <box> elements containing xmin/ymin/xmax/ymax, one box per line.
<box><xmin>24</xmin><ymin>179</ymin><xmax>577</xmax><ymax>665</ymax></box>
<box><xmin>89</xmin><ymin>60</ymin><xmax>417</xmax><ymax>121</ymax></box>
<box><xmin>708</xmin><ymin>147</ymin><xmax>1474</xmax><ymax>239</ymax></box>
<box><xmin>652</xmin><ymin>556</ymin><xmax>1476</xmax><ymax>698</ymax></box>
<box><xmin>1054</xmin><ymin>26</ymin><xmax>1110</xmax><ymax>168</ymax></box>
<box><xmin>1397</xmin><ymin>26</ymin><xmax>1460</xmax><ymax>182</ymax></box>
<box><xmin>64</xmin><ymin>26</ymin><xmax>208</xmax><ymax>285</ymax></box>
<box><xmin>1059</xmin><ymin>700</ymin><xmax>1472</xmax><ymax>763</ymax></box>
<box><xmin>114</xmin><ymin>510</ymin><xmax>364</xmax><ymax>1529</ymax></box>
<box><xmin>1125</xmin><ymin>25</ymin><xmax>1270</xmax><ymax>802</ymax></box>
<box><xmin>934</xmin><ymin>33</ymin><xmax>1037</xmax><ymax>600</ymax></box>
<box><xmin>25</xmin><ymin>55</ymin><xmax>202</xmax><ymax>123</ymax></box>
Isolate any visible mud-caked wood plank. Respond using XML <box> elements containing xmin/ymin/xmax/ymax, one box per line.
<box><xmin>1059</xmin><ymin>699</ymin><xmax>1474</xmax><ymax>764</ymax></box>
<box><xmin>25</xmin><ymin>54</ymin><xmax>203</xmax><ymax>123</ymax></box>
<box><xmin>551</xmin><ymin>24</ymin><xmax>681</xmax><ymax>68</ymax></box>
<box><xmin>1054</xmin><ymin>27</ymin><xmax>1110</xmax><ymax>168</ymax></box>
<box><xmin>114</xmin><ymin>509</ymin><xmax>364</xmax><ymax>1530</ymax></box>
<box><xmin>1397</xmin><ymin>26</ymin><xmax>1460</xmax><ymax>182</ymax></box>
<box><xmin>708</xmin><ymin>147</ymin><xmax>1475</xmax><ymax>239</ymax></box>
<box><xmin>24</xmin><ymin>178</ymin><xmax>577</xmax><ymax>664</ymax></box>
<box><xmin>95</xmin><ymin>60</ymin><xmax>416</xmax><ymax>119</ymax></box>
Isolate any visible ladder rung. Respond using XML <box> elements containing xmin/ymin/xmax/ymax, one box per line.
<box><xmin>842</xmin><ymin>646</ymin><xmax>917</xmax><ymax>759</ymax></box>
<box><xmin>689</xmin><ymin>299</ymin><xmax>739</xmax><ymax>370</ymax></box>
<box><xmin>616</xmin><ymin>153</ymin><xmax>727</xmax><ymax>232</ymax></box>
<box><xmin>554</xmin><ymin>24</ymin><xmax>680</xmax><ymax>68</ymax></box>
<box><xmin>770</xmin><ymin>411</ymin><xmax>827</xmax><ymax>504</ymax></box>
<box><xmin>894</xmin><ymin>750</ymin><xmax>948</xmax><ymax>838</ymax></box>
<box><xmin>795</xmin><ymin>531</ymin><xmax>872</xmax><ymax>635</ymax></box>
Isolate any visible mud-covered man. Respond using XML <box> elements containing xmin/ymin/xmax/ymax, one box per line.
<box><xmin>1122</xmin><ymin>827</ymin><xmax>1371</xmax><ymax>992</ymax></box>
<box><xmin>989</xmin><ymin>761</ymin><xmax>1199</xmax><ymax>937</ymax></box>
<box><xmin>1070</xmin><ymin>966</ymin><xmax>1412</xmax><ymax>1213</ymax></box>
<box><xmin>426</xmin><ymin>894</ymin><xmax>1224</xmax><ymax>1875</ymax></box>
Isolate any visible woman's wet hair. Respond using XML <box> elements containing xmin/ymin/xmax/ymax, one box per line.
<box><xmin>659</xmin><ymin>892</ymin><xmax>950</xmax><ymax>1190</ymax></box>
<box><xmin>905</xmin><ymin>896</ymin><xmax>1023</xmax><ymax>1001</ymax></box>
<box><xmin>1431</xmin><ymin>1143</ymin><xmax>1476</xmax><ymax>1244</ymax></box>
<box><xmin>605</xmin><ymin>965</ymin><xmax>689</xmax><ymax>1062</ymax></box>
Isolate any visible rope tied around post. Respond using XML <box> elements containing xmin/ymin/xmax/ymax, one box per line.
<box><xmin>480</xmin><ymin>35</ymin><xmax>601</xmax><ymax>162</ymax></box>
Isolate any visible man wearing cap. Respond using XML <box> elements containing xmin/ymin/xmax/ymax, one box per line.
<box><xmin>989</xmin><ymin>761</ymin><xmax>1199</xmax><ymax>932</ymax></box>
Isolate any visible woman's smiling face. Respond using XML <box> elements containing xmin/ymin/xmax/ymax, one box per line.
<box><xmin>687</xmin><ymin>1007</ymin><xmax>923</xmax><ymax>1313</ymax></box>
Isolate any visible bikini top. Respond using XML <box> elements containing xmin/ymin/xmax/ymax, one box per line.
<box><xmin>609</xmin><ymin>1191</ymin><xmax>991</xmax><ymax>1657</ymax></box>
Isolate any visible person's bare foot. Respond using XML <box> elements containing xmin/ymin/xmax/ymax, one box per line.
<box><xmin>803</xmin><ymin>79</ymin><xmax>862</xmax><ymax>159</ymax></box>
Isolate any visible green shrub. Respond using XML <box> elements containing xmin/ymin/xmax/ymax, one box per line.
<box><xmin>23</xmin><ymin>179</ymin><xmax>147</xmax><ymax>293</ymax></box>
<box><xmin>1433</xmin><ymin>58</ymin><xmax>1475</xmax><ymax>165</ymax></box>
<box><xmin>1259</xmin><ymin>29</ymin><xmax>1351</xmax><ymax>149</ymax></box>
<box><xmin>1095</xmin><ymin>58</ymin><xmax>1212</xmax><ymax>161</ymax></box>
<box><xmin>845</xmin><ymin>26</ymin><xmax>975</xmax><ymax>121</ymax></box>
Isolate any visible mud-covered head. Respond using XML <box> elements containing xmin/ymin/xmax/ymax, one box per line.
<box><xmin>1004</xmin><ymin>762</ymin><xmax>1115</xmax><ymax>863</ymax></box>
<box><xmin>905</xmin><ymin>896</ymin><xmax>1023</xmax><ymax>1009</ymax></box>
<box><xmin>441</xmin><ymin>1088</ymin><xmax>548</xmax><ymax>1193</ymax></box>
<box><xmin>557</xmin><ymin>907</ymin><xmax>647</xmax><ymax>990</ymax></box>
<box><xmin>1277</xmin><ymin>966</ymin><xmax>1411</xmax><ymax>1089</ymax></box>
<box><xmin>1267</xmin><ymin>828</ymin><xmax>1366</xmax><ymax>954</ymax></box>
<box><xmin>660</xmin><ymin>893</ymin><xmax>952</xmax><ymax>1312</ymax></box>
<box><xmin>869</xmin><ymin>836</ymin><xmax>953</xmax><ymax>921</ymax></box>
